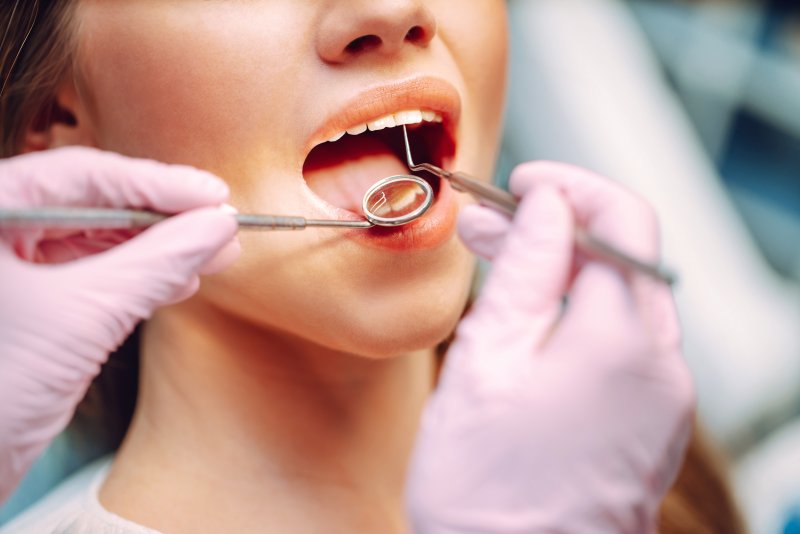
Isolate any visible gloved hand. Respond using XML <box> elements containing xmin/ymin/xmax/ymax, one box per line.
<box><xmin>407</xmin><ymin>162</ymin><xmax>694</xmax><ymax>533</ymax></box>
<box><xmin>0</xmin><ymin>148</ymin><xmax>239</xmax><ymax>504</ymax></box>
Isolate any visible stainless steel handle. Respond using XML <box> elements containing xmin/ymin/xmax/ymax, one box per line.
<box><xmin>448</xmin><ymin>172</ymin><xmax>519</xmax><ymax>215</ymax></box>
<box><xmin>0</xmin><ymin>208</ymin><xmax>169</xmax><ymax>229</ymax></box>
<box><xmin>444</xmin><ymin>175</ymin><xmax>678</xmax><ymax>285</ymax></box>
<box><xmin>0</xmin><ymin>208</ymin><xmax>372</xmax><ymax>231</ymax></box>
<box><xmin>235</xmin><ymin>214</ymin><xmax>309</xmax><ymax>230</ymax></box>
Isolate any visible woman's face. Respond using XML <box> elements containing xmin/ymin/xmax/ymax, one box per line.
<box><xmin>74</xmin><ymin>1</ymin><xmax>508</xmax><ymax>357</ymax></box>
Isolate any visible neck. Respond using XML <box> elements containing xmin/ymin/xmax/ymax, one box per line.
<box><xmin>101</xmin><ymin>297</ymin><xmax>436</xmax><ymax>533</ymax></box>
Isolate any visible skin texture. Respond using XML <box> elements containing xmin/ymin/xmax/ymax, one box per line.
<box><xmin>71</xmin><ymin>0</ymin><xmax>507</xmax><ymax>359</ymax></box>
<box><xmin>36</xmin><ymin>1</ymin><xmax>508</xmax><ymax>531</ymax></box>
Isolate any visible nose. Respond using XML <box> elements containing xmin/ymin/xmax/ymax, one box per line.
<box><xmin>316</xmin><ymin>0</ymin><xmax>437</xmax><ymax>64</ymax></box>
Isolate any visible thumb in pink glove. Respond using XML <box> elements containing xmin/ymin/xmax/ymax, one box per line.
<box><xmin>406</xmin><ymin>162</ymin><xmax>694</xmax><ymax>533</ymax></box>
<box><xmin>0</xmin><ymin>147</ymin><xmax>239</xmax><ymax>504</ymax></box>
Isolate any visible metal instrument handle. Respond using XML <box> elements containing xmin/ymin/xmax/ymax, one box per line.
<box><xmin>448</xmin><ymin>172</ymin><xmax>518</xmax><ymax>215</ymax></box>
<box><xmin>235</xmin><ymin>214</ymin><xmax>308</xmax><ymax>230</ymax></box>
<box><xmin>401</xmin><ymin>124</ymin><xmax>677</xmax><ymax>285</ymax></box>
<box><xmin>575</xmin><ymin>230</ymin><xmax>678</xmax><ymax>285</ymax></box>
<box><xmin>0</xmin><ymin>208</ymin><xmax>371</xmax><ymax>231</ymax></box>
<box><xmin>0</xmin><ymin>208</ymin><xmax>168</xmax><ymax>229</ymax></box>
<box><xmin>444</xmin><ymin>175</ymin><xmax>678</xmax><ymax>285</ymax></box>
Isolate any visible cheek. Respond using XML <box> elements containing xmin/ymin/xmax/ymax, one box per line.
<box><xmin>439</xmin><ymin>1</ymin><xmax>508</xmax><ymax>122</ymax></box>
<box><xmin>76</xmin><ymin>4</ymin><xmax>307</xmax><ymax>174</ymax></box>
<box><xmin>433</xmin><ymin>1</ymin><xmax>508</xmax><ymax>177</ymax></box>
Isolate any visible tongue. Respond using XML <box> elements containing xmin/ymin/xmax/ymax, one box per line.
<box><xmin>303</xmin><ymin>134</ymin><xmax>409</xmax><ymax>213</ymax></box>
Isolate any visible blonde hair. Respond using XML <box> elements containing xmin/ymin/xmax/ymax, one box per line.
<box><xmin>1</xmin><ymin>0</ymin><xmax>77</xmax><ymax>157</ymax></box>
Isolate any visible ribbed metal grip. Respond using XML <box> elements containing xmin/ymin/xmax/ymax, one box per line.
<box><xmin>0</xmin><ymin>208</ymin><xmax>373</xmax><ymax>231</ymax></box>
<box><xmin>235</xmin><ymin>214</ymin><xmax>308</xmax><ymax>230</ymax></box>
<box><xmin>0</xmin><ymin>208</ymin><xmax>168</xmax><ymax>229</ymax></box>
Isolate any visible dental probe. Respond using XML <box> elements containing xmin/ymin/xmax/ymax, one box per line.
<box><xmin>0</xmin><ymin>208</ymin><xmax>374</xmax><ymax>230</ymax></box>
<box><xmin>401</xmin><ymin>126</ymin><xmax>679</xmax><ymax>285</ymax></box>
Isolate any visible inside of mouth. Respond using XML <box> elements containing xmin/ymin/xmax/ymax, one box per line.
<box><xmin>302</xmin><ymin>123</ymin><xmax>451</xmax><ymax>217</ymax></box>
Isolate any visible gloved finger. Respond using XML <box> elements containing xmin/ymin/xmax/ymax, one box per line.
<box><xmin>457</xmin><ymin>204</ymin><xmax>513</xmax><ymax>261</ymax></box>
<box><xmin>200</xmin><ymin>203</ymin><xmax>242</xmax><ymax>275</ymax></box>
<box><xmin>514</xmin><ymin>163</ymin><xmax>674</xmax><ymax>356</ymax></box>
<box><xmin>511</xmin><ymin>161</ymin><xmax>664</xmax><ymax>310</ymax></box>
<box><xmin>633</xmin><ymin>275</ymin><xmax>683</xmax><ymax>353</ymax></box>
<box><xmin>70</xmin><ymin>208</ymin><xmax>238</xmax><ymax>339</ymax></box>
<box><xmin>553</xmin><ymin>262</ymin><xmax>640</xmax><ymax>353</ymax></box>
<box><xmin>461</xmin><ymin>184</ymin><xmax>574</xmax><ymax>344</ymax></box>
<box><xmin>509</xmin><ymin>161</ymin><xmax>661</xmax><ymax>265</ymax></box>
<box><xmin>21</xmin><ymin>229</ymin><xmax>138</xmax><ymax>264</ymax></box>
<box><xmin>200</xmin><ymin>237</ymin><xmax>242</xmax><ymax>276</ymax></box>
<box><xmin>0</xmin><ymin>147</ymin><xmax>229</xmax><ymax>212</ymax></box>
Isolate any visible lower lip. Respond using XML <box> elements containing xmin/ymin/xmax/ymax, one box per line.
<box><xmin>345</xmin><ymin>177</ymin><xmax>458</xmax><ymax>251</ymax></box>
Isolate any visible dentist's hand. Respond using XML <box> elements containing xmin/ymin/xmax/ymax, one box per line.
<box><xmin>0</xmin><ymin>148</ymin><xmax>239</xmax><ymax>504</ymax></box>
<box><xmin>407</xmin><ymin>162</ymin><xmax>694</xmax><ymax>533</ymax></box>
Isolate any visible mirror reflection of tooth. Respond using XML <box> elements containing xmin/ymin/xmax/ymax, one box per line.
<box><xmin>367</xmin><ymin>181</ymin><xmax>425</xmax><ymax>218</ymax></box>
<box><xmin>362</xmin><ymin>175</ymin><xmax>433</xmax><ymax>225</ymax></box>
<box><xmin>387</xmin><ymin>187</ymin><xmax>420</xmax><ymax>214</ymax></box>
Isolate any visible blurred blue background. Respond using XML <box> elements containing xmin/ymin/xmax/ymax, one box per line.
<box><xmin>632</xmin><ymin>0</ymin><xmax>800</xmax><ymax>280</ymax></box>
<box><xmin>502</xmin><ymin>1</ymin><xmax>800</xmax><ymax>532</ymax></box>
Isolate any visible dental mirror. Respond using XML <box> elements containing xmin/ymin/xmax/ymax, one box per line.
<box><xmin>0</xmin><ymin>175</ymin><xmax>435</xmax><ymax>231</ymax></box>
<box><xmin>361</xmin><ymin>174</ymin><xmax>434</xmax><ymax>227</ymax></box>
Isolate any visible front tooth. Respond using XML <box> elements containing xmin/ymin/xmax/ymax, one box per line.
<box><xmin>421</xmin><ymin>110</ymin><xmax>436</xmax><ymax>122</ymax></box>
<box><xmin>367</xmin><ymin>114</ymin><xmax>397</xmax><ymax>132</ymax></box>
<box><xmin>328</xmin><ymin>131</ymin><xmax>346</xmax><ymax>143</ymax></box>
<box><xmin>394</xmin><ymin>110</ymin><xmax>424</xmax><ymax>126</ymax></box>
<box><xmin>347</xmin><ymin>124</ymin><xmax>368</xmax><ymax>135</ymax></box>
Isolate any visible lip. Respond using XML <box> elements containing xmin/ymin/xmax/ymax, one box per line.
<box><xmin>301</xmin><ymin>75</ymin><xmax>462</xmax><ymax>252</ymax></box>
<box><xmin>305</xmin><ymin>76</ymin><xmax>461</xmax><ymax>154</ymax></box>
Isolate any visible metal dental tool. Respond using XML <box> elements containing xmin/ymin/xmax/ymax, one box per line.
<box><xmin>0</xmin><ymin>174</ymin><xmax>434</xmax><ymax>231</ymax></box>
<box><xmin>401</xmin><ymin>125</ymin><xmax>678</xmax><ymax>285</ymax></box>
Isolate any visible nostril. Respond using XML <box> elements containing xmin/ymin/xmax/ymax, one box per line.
<box><xmin>346</xmin><ymin>35</ymin><xmax>382</xmax><ymax>54</ymax></box>
<box><xmin>405</xmin><ymin>26</ymin><xmax>426</xmax><ymax>44</ymax></box>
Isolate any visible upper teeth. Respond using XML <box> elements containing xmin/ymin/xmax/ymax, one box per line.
<box><xmin>328</xmin><ymin>109</ymin><xmax>443</xmax><ymax>143</ymax></box>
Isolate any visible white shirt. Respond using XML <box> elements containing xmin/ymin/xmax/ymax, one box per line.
<box><xmin>0</xmin><ymin>456</ymin><xmax>159</xmax><ymax>534</ymax></box>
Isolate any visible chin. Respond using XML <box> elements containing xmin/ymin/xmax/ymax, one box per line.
<box><xmin>312</xmin><ymin>288</ymin><xmax>471</xmax><ymax>359</ymax></box>
<box><xmin>282</xmin><ymin>262</ymin><xmax>474</xmax><ymax>358</ymax></box>
<box><xmin>208</xmin><ymin>248</ymin><xmax>475</xmax><ymax>360</ymax></box>
<box><xmin>306</xmin><ymin>247</ymin><xmax>476</xmax><ymax>359</ymax></box>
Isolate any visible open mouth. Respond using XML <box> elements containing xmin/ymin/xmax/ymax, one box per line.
<box><xmin>302</xmin><ymin>110</ymin><xmax>455</xmax><ymax>219</ymax></box>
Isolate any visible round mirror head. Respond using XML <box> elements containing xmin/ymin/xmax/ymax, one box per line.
<box><xmin>362</xmin><ymin>175</ymin><xmax>434</xmax><ymax>227</ymax></box>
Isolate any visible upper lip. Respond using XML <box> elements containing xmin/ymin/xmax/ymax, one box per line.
<box><xmin>306</xmin><ymin>76</ymin><xmax>461</xmax><ymax>155</ymax></box>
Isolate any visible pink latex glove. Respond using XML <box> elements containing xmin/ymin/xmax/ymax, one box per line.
<box><xmin>0</xmin><ymin>148</ymin><xmax>239</xmax><ymax>504</ymax></box>
<box><xmin>407</xmin><ymin>162</ymin><xmax>694</xmax><ymax>533</ymax></box>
